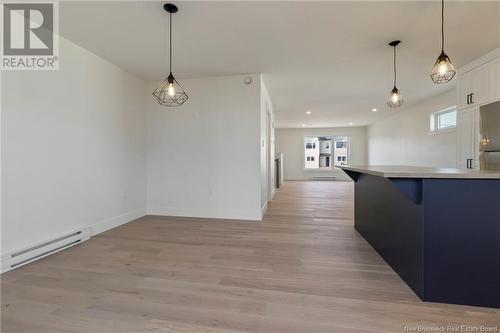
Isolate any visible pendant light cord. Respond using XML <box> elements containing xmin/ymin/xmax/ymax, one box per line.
<box><xmin>169</xmin><ymin>11</ymin><xmax>173</xmax><ymax>73</ymax></box>
<box><xmin>441</xmin><ymin>0</ymin><xmax>445</xmax><ymax>52</ymax></box>
<box><xmin>393</xmin><ymin>45</ymin><xmax>397</xmax><ymax>87</ymax></box>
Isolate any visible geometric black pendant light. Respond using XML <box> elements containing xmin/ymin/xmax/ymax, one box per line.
<box><xmin>430</xmin><ymin>0</ymin><xmax>456</xmax><ymax>84</ymax></box>
<box><xmin>387</xmin><ymin>40</ymin><xmax>404</xmax><ymax>109</ymax></box>
<box><xmin>152</xmin><ymin>3</ymin><xmax>189</xmax><ymax>107</ymax></box>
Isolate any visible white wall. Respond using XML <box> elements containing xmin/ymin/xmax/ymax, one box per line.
<box><xmin>275</xmin><ymin>126</ymin><xmax>368</xmax><ymax>181</ymax></box>
<box><xmin>367</xmin><ymin>89</ymin><xmax>457</xmax><ymax>167</ymax></box>
<box><xmin>1</xmin><ymin>37</ymin><xmax>147</xmax><ymax>256</ymax></box>
<box><xmin>147</xmin><ymin>74</ymin><xmax>263</xmax><ymax>221</ymax></box>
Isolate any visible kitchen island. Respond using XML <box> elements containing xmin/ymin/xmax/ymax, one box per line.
<box><xmin>340</xmin><ymin>166</ymin><xmax>500</xmax><ymax>309</ymax></box>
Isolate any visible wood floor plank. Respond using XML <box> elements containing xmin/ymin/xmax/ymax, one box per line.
<box><xmin>2</xmin><ymin>181</ymin><xmax>499</xmax><ymax>332</ymax></box>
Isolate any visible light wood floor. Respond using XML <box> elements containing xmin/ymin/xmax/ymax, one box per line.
<box><xmin>1</xmin><ymin>181</ymin><xmax>499</xmax><ymax>332</ymax></box>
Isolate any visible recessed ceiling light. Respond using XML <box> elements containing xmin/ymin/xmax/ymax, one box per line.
<box><xmin>372</xmin><ymin>108</ymin><xmax>378</xmax><ymax>112</ymax></box>
<box><xmin>349</xmin><ymin>122</ymin><xmax>354</xmax><ymax>126</ymax></box>
<box><xmin>302</xmin><ymin>124</ymin><xmax>307</xmax><ymax>127</ymax></box>
<box><xmin>306</xmin><ymin>110</ymin><xmax>312</xmax><ymax>115</ymax></box>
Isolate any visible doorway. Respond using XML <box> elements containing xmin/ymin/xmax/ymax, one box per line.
<box><xmin>266</xmin><ymin>110</ymin><xmax>274</xmax><ymax>200</ymax></box>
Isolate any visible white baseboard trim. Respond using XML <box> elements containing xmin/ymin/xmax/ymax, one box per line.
<box><xmin>90</xmin><ymin>208</ymin><xmax>146</xmax><ymax>236</ymax></box>
<box><xmin>284</xmin><ymin>176</ymin><xmax>352</xmax><ymax>182</ymax></box>
<box><xmin>147</xmin><ymin>206</ymin><xmax>261</xmax><ymax>221</ymax></box>
<box><xmin>261</xmin><ymin>202</ymin><xmax>268</xmax><ymax>219</ymax></box>
<box><xmin>1</xmin><ymin>208</ymin><xmax>146</xmax><ymax>273</ymax></box>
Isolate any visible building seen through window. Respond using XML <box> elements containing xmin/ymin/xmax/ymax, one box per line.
<box><xmin>304</xmin><ymin>136</ymin><xmax>349</xmax><ymax>169</ymax></box>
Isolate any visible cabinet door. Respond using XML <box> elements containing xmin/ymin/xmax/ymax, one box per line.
<box><xmin>458</xmin><ymin>72</ymin><xmax>474</xmax><ymax>109</ymax></box>
<box><xmin>490</xmin><ymin>57</ymin><xmax>500</xmax><ymax>102</ymax></box>
<box><xmin>475</xmin><ymin>64</ymin><xmax>490</xmax><ymax>105</ymax></box>
<box><xmin>472</xmin><ymin>107</ymin><xmax>480</xmax><ymax>169</ymax></box>
<box><xmin>457</xmin><ymin>108</ymin><xmax>474</xmax><ymax>168</ymax></box>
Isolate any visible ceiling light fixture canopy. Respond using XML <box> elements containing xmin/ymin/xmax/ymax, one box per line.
<box><xmin>430</xmin><ymin>0</ymin><xmax>456</xmax><ymax>84</ymax></box>
<box><xmin>152</xmin><ymin>3</ymin><xmax>189</xmax><ymax>107</ymax></box>
<box><xmin>387</xmin><ymin>40</ymin><xmax>404</xmax><ymax>109</ymax></box>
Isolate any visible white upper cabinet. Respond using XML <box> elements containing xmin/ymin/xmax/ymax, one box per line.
<box><xmin>458</xmin><ymin>54</ymin><xmax>500</xmax><ymax>110</ymax></box>
<box><xmin>475</xmin><ymin>65</ymin><xmax>490</xmax><ymax>105</ymax></box>
<box><xmin>490</xmin><ymin>57</ymin><xmax>500</xmax><ymax>101</ymax></box>
<box><xmin>458</xmin><ymin>64</ymin><xmax>491</xmax><ymax>108</ymax></box>
<box><xmin>458</xmin><ymin>71</ymin><xmax>474</xmax><ymax>109</ymax></box>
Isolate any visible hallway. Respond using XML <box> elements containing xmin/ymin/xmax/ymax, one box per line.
<box><xmin>2</xmin><ymin>181</ymin><xmax>499</xmax><ymax>332</ymax></box>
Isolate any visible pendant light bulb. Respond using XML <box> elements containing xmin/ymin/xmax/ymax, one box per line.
<box><xmin>430</xmin><ymin>0</ymin><xmax>456</xmax><ymax>84</ymax></box>
<box><xmin>167</xmin><ymin>82</ymin><xmax>176</xmax><ymax>97</ymax></box>
<box><xmin>388</xmin><ymin>86</ymin><xmax>403</xmax><ymax>109</ymax></box>
<box><xmin>439</xmin><ymin>62</ymin><xmax>448</xmax><ymax>75</ymax></box>
<box><xmin>391</xmin><ymin>91</ymin><xmax>400</xmax><ymax>104</ymax></box>
<box><xmin>387</xmin><ymin>40</ymin><xmax>404</xmax><ymax>109</ymax></box>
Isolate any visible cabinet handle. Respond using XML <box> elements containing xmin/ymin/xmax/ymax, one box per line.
<box><xmin>470</xmin><ymin>93</ymin><xmax>474</xmax><ymax>104</ymax></box>
<box><xmin>466</xmin><ymin>94</ymin><xmax>470</xmax><ymax>105</ymax></box>
<box><xmin>467</xmin><ymin>158</ymin><xmax>474</xmax><ymax>169</ymax></box>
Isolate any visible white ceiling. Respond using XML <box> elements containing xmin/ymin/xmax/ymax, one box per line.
<box><xmin>60</xmin><ymin>1</ymin><xmax>500</xmax><ymax>128</ymax></box>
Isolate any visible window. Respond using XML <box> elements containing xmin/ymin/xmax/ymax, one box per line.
<box><xmin>336</xmin><ymin>141</ymin><xmax>347</xmax><ymax>149</ymax></box>
<box><xmin>430</xmin><ymin>106</ymin><xmax>457</xmax><ymax>133</ymax></box>
<box><xmin>334</xmin><ymin>138</ymin><xmax>349</xmax><ymax>167</ymax></box>
<box><xmin>304</xmin><ymin>136</ymin><xmax>349</xmax><ymax>169</ymax></box>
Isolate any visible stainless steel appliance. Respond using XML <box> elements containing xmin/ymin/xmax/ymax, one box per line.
<box><xmin>479</xmin><ymin>100</ymin><xmax>500</xmax><ymax>171</ymax></box>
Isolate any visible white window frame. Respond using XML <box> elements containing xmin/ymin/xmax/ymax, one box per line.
<box><xmin>429</xmin><ymin>106</ymin><xmax>457</xmax><ymax>135</ymax></box>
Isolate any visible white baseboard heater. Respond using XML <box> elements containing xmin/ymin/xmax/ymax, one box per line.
<box><xmin>1</xmin><ymin>227</ymin><xmax>91</xmax><ymax>273</ymax></box>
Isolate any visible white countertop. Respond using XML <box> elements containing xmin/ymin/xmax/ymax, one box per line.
<box><xmin>339</xmin><ymin>165</ymin><xmax>500</xmax><ymax>179</ymax></box>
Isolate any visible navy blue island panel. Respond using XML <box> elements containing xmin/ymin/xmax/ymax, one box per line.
<box><xmin>342</xmin><ymin>167</ymin><xmax>500</xmax><ymax>309</ymax></box>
